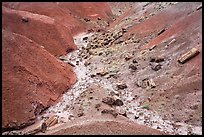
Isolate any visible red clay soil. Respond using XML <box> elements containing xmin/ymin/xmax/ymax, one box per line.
<box><xmin>2</xmin><ymin>2</ymin><xmax>86</xmax><ymax>37</ymax></box>
<box><xmin>120</xmin><ymin>3</ymin><xmax>200</xmax><ymax>41</ymax></box>
<box><xmin>2</xmin><ymin>29</ymin><xmax>76</xmax><ymax>130</ymax></box>
<box><xmin>2</xmin><ymin>2</ymin><xmax>202</xmax><ymax>135</ymax></box>
<box><xmin>2</xmin><ymin>2</ymin><xmax>114</xmax><ymax>36</ymax></box>
<box><xmin>2</xmin><ymin>2</ymin><xmax>114</xmax><ymax>131</ymax></box>
<box><xmin>142</xmin><ymin>10</ymin><xmax>202</xmax><ymax>50</ymax></box>
<box><xmin>2</xmin><ymin>6</ymin><xmax>76</xmax><ymax>57</ymax></box>
<box><xmin>58</xmin><ymin>2</ymin><xmax>113</xmax><ymax>21</ymax></box>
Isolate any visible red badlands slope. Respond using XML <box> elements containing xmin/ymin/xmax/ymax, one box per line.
<box><xmin>2</xmin><ymin>2</ymin><xmax>113</xmax><ymax>131</ymax></box>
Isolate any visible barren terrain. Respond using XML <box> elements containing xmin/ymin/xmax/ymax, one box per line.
<box><xmin>2</xmin><ymin>2</ymin><xmax>202</xmax><ymax>135</ymax></box>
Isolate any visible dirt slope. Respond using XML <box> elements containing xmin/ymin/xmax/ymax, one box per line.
<box><xmin>38</xmin><ymin>2</ymin><xmax>201</xmax><ymax>135</ymax></box>
<box><xmin>2</xmin><ymin>29</ymin><xmax>76</xmax><ymax>131</ymax></box>
<box><xmin>107</xmin><ymin>2</ymin><xmax>202</xmax><ymax>127</ymax></box>
<box><xmin>2</xmin><ymin>2</ymin><xmax>113</xmax><ymax>131</ymax></box>
<box><xmin>2</xmin><ymin>2</ymin><xmax>114</xmax><ymax>36</ymax></box>
<box><xmin>2</xmin><ymin>6</ymin><xmax>76</xmax><ymax>56</ymax></box>
<box><xmin>2</xmin><ymin>2</ymin><xmax>202</xmax><ymax>135</ymax></box>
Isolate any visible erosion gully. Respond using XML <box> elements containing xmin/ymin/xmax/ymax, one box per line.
<box><xmin>37</xmin><ymin>32</ymin><xmax>201</xmax><ymax>135</ymax></box>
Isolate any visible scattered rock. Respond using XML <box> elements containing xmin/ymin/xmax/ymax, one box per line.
<box><xmin>84</xmin><ymin>61</ymin><xmax>91</xmax><ymax>66</ymax></box>
<box><xmin>83</xmin><ymin>37</ymin><xmax>88</xmax><ymax>41</ymax></box>
<box><xmin>90</xmin><ymin>74</ymin><xmax>96</xmax><ymax>78</ymax></box>
<box><xmin>122</xmin><ymin>28</ymin><xmax>127</xmax><ymax>33</ymax></box>
<box><xmin>68</xmin><ymin>115</ymin><xmax>74</xmax><ymax>120</ymax></box>
<box><xmin>32</xmin><ymin>102</ymin><xmax>45</xmax><ymax>116</ymax></box>
<box><xmin>125</xmin><ymin>54</ymin><xmax>132</xmax><ymax>61</ymax></box>
<box><xmin>41</xmin><ymin>122</ymin><xmax>47</xmax><ymax>133</ymax></box>
<box><xmin>150</xmin><ymin>56</ymin><xmax>165</xmax><ymax>63</ymax></box>
<box><xmin>110</xmin><ymin>90</ymin><xmax>120</xmax><ymax>96</ymax></box>
<box><xmin>116</xmin><ymin>83</ymin><xmax>127</xmax><ymax>89</ymax></box>
<box><xmin>147</xmin><ymin>97</ymin><xmax>151</xmax><ymax>102</ymax></box>
<box><xmin>102</xmin><ymin>96</ymin><xmax>123</xmax><ymax>106</ymax></box>
<box><xmin>174</xmin><ymin>94</ymin><xmax>180</xmax><ymax>99</ymax></box>
<box><xmin>133</xmin><ymin>94</ymin><xmax>139</xmax><ymax>100</ymax></box>
<box><xmin>113</xmin><ymin>95</ymin><xmax>123</xmax><ymax>106</ymax></box>
<box><xmin>21</xmin><ymin>17</ymin><xmax>29</xmax><ymax>23</ymax></box>
<box><xmin>149</xmin><ymin>45</ymin><xmax>157</xmax><ymax>51</ymax></box>
<box><xmin>102</xmin><ymin>97</ymin><xmax>115</xmax><ymax>106</ymax></box>
<box><xmin>133</xmin><ymin>39</ymin><xmax>141</xmax><ymax>43</ymax></box>
<box><xmin>137</xmin><ymin>78</ymin><xmax>156</xmax><ymax>89</ymax></box>
<box><xmin>157</xmin><ymin>28</ymin><xmax>166</xmax><ymax>36</ymax></box>
<box><xmin>98</xmin><ymin>52</ymin><xmax>103</xmax><ymax>56</ymax></box>
<box><xmin>178</xmin><ymin>48</ymin><xmax>200</xmax><ymax>64</ymax></box>
<box><xmin>118</xmin><ymin>108</ymin><xmax>127</xmax><ymax>117</ymax></box>
<box><xmin>95</xmin><ymin>104</ymin><xmax>101</xmax><ymax>111</ymax></box>
<box><xmin>58</xmin><ymin>56</ymin><xmax>68</xmax><ymax>61</ymax></box>
<box><xmin>44</xmin><ymin>115</ymin><xmax>58</xmax><ymax>127</ymax></box>
<box><xmin>108</xmin><ymin>73</ymin><xmax>118</xmax><ymax>79</ymax></box>
<box><xmin>190</xmin><ymin>104</ymin><xmax>198</xmax><ymax>110</ymax></box>
<box><xmin>151</xmin><ymin>64</ymin><xmax>162</xmax><ymax>71</ymax></box>
<box><xmin>101</xmin><ymin>109</ymin><xmax>118</xmax><ymax>118</ymax></box>
<box><xmin>76</xmin><ymin>60</ymin><xmax>79</xmax><ymax>65</ymax></box>
<box><xmin>2</xmin><ymin>130</ymin><xmax>24</xmax><ymax>135</ymax></box>
<box><xmin>132</xmin><ymin>59</ymin><xmax>138</xmax><ymax>63</ymax></box>
<box><xmin>84</xmin><ymin>18</ymin><xmax>90</xmax><ymax>22</ymax></box>
<box><xmin>83</xmin><ymin>55</ymin><xmax>89</xmax><ymax>59</ymax></box>
<box><xmin>25</xmin><ymin>117</ymin><xmax>54</xmax><ymax>135</ymax></box>
<box><xmin>167</xmin><ymin>38</ymin><xmax>176</xmax><ymax>46</ymax></box>
<box><xmin>115</xmin><ymin>40</ymin><xmax>123</xmax><ymax>44</ymax></box>
<box><xmin>196</xmin><ymin>5</ymin><xmax>202</xmax><ymax>10</ymax></box>
<box><xmin>67</xmin><ymin>62</ymin><xmax>75</xmax><ymax>67</ymax></box>
<box><xmin>141</xmin><ymin>104</ymin><xmax>150</xmax><ymax>110</ymax></box>
<box><xmin>77</xmin><ymin>112</ymin><xmax>84</xmax><ymax>117</ymax></box>
<box><xmin>96</xmin><ymin>69</ymin><xmax>109</xmax><ymax>76</ymax></box>
<box><xmin>129</xmin><ymin>64</ymin><xmax>137</xmax><ymax>71</ymax></box>
<box><xmin>135</xmin><ymin>115</ymin><xmax>140</xmax><ymax>119</ymax></box>
<box><xmin>157</xmin><ymin>126</ymin><xmax>161</xmax><ymax>129</ymax></box>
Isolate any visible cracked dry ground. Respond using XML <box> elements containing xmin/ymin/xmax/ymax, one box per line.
<box><xmin>3</xmin><ymin>2</ymin><xmax>202</xmax><ymax>135</ymax></box>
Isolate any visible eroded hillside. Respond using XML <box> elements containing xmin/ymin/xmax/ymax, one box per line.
<box><xmin>2</xmin><ymin>2</ymin><xmax>202</xmax><ymax>135</ymax></box>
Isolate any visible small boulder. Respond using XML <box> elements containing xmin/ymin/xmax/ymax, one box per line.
<box><xmin>84</xmin><ymin>61</ymin><xmax>91</xmax><ymax>66</ymax></box>
<box><xmin>150</xmin><ymin>57</ymin><xmax>164</xmax><ymax>63</ymax></box>
<box><xmin>129</xmin><ymin>64</ymin><xmax>137</xmax><ymax>71</ymax></box>
<box><xmin>157</xmin><ymin>28</ymin><xmax>165</xmax><ymax>36</ymax></box>
<box><xmin>132</xmin><ymin>59</ymin><xmax>138</xmax><ymax>63</ymax></box>
<box><xmin>22</xmin><ymin>17</ymin><xmax>29</xmax><ymax>23</ymax></box>
<box><xmin>101</xmin><ymin>109</ymin><xmax>118</xmax><ymax>118</ymax></box>
<box><xmin>102</xmin><ymin>97</ymin><xmax>115</xmax><ymax>106</ymax></box>
<box><xmin>135</xmin><ymin>115</ymin><xmax>140</xmax><ymax>119</ymax></box>
<box><xmin>113</xmin><ymin>95</ymin><xmax>123</xmax><ymax>106</ymax></box>
<box><xmin>95</xmin><ymin>103</ymin><xmax>101</xmax><ymax>111</ymax></box>
<box><xmin>151</xmin><ymin>64</ymin><xmax>162</xmax><ymax>71</ymax></box>
<box><xmin>83</xmin><ymin>37</ymin><xmax>88</xmax><ymax>41</ymax></box>
<box><xmin>96</xmin><ymin>69</ymin><xmax>109</xmax><ymax>76</ymax></box>
<box><xmin>118</xmin><ymin>108</ymin><xmax>127</xmax><ymax>117</ymax></box>
<box><xmin>116</xmin><ymin>83</ymin><xmax>127</xmax><ymax>89</ymax></box>
<box><xmin>84</xmin><ymin>18</ymin><xmax>90</xmax><ymax>22</ymax></box>
<box><xmin>124</xmin><ymin>54</ymin><xmax>132</xmax><ymax>61</ymax></box>
<box><xmin>76</xmin><ymin>61</ymin><xmax>79</xmax><ymax>65</ymax></box>
<box><xmin>90</xmin><ymin>74</ymin><xmax>96</xmax><ymax>78</ymax></box>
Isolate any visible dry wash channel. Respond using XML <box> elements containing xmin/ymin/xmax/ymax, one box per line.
<box><xmin>36</xmin><ymin>32</ymin><xmax>201</xmax><ymax>135</ymax></box>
